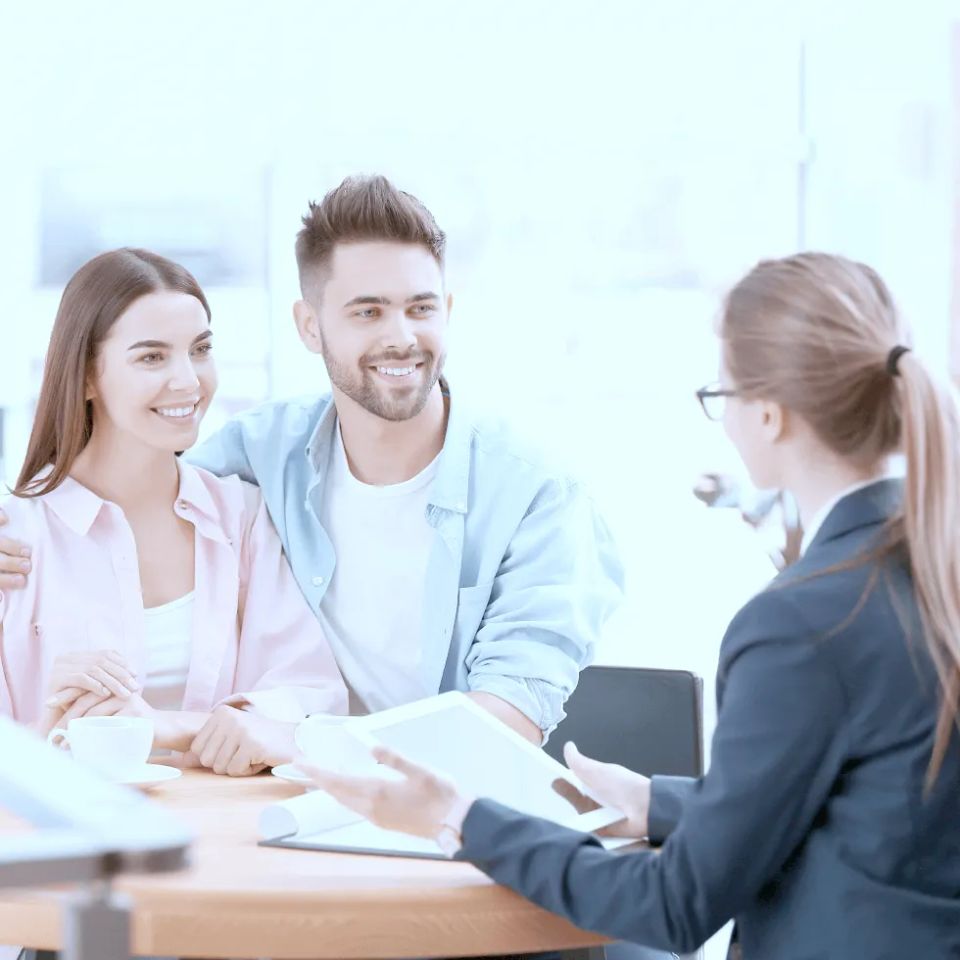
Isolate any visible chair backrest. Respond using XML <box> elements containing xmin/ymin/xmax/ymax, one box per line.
<box><xmin>544</xmin><ymin>666</ymin><xmax>704</xmax><ymax>778</ymax></box>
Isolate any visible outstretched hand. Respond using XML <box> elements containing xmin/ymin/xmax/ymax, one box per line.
<box><xmin>560</xmin><ymin>741</ymin><xmax>651</xmax><ymax>838</ymax></box>
<box><xmin>302</xmin><ymin>745</ymin><xmax>464</xmax><ymax>839</ymax></box>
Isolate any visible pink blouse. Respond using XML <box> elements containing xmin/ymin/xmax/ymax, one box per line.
<box><xmin>0</xmin><ymin>462</ymin><xmax>348</xmax><ymax>728</ymax></box>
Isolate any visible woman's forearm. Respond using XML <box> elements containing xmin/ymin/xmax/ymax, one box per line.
<box><xmin>152</xmin><ymin>710</ymin><xmax>210</xmax><ymax>752</ymax></box>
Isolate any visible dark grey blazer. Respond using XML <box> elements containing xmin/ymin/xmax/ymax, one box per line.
<box><xmin>458</xmin><ymin>480</ymin><xmax>960</xmax><ymax>959</ymax></box>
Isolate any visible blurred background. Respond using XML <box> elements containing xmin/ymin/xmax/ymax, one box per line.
<box><xmin>0</xmin><ymin>1</ymin><xmax>956</xmax><ymax>742</ymax></box>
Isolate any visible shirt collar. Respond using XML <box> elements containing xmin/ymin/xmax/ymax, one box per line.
<box><xmin>172</xmin><ymin>459</ymin><xmax>232</xmax><ymax>545</ymax></box>
<box><xmin>41</xmin><ymin>474</ymin><xmax>104</xmax><ymax>536</ymax></box>
<box><xmin>303</xmin><ymin>378</ymin><xmax>472</xmax><ymax>516</ymax></box>
<box><xmin>430</xmin><ymin>380</ymin><xmax>471</xmax><ymax>514</ymax></box>
<box><xmin>304</xmin><ymin>394</ymin><xmax>338</xmax><ymax>475</ymax></box>
<box><xmin>800</xmin><ymin>475</ymin><xmax>894</xmax><ymax>555</ymax></box>
<box><xmin>42</xmin><ymin>459</ymin><xmax>229</xmax><ymax>545</ymax></box>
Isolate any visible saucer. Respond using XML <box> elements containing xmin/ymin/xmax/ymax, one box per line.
<box><xmin>271</xmin><ymin>763</ymin><xmax>315</xmax><ymax>788</ymax></box>
<box><xmin>108</xmin><ymin>763</ymin><xmax>182</xmax><ymax>788</ymax></box>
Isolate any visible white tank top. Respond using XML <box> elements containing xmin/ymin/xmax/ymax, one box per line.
<box><xmin>142</xmin><ymin>592</ymin><xmax>194</xmax><ymax>711</ymax></box>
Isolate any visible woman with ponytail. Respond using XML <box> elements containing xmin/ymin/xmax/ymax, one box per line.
<box><xmin>303</xmin><ymin>253</ymin><xmax>960</xmax><ymax>959</ymax></box>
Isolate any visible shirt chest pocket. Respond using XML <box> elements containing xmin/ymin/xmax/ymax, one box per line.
<box><xmin>32</xmin><ymin>609</ymin><xmax>128</xmax><ymax>661</ymax></box>
<box><xmin>454</xmin><ymin>581</ymin><xmax>495</xmax><ymax>645</ymax></box>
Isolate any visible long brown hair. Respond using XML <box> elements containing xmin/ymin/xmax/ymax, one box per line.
<box><xmin>15</xmin><ymin>248</ymin><xmax>211</xmax><ymax>498</ymax></box>
<box><xmin>721</xmin><ymin>252</ymin><xmax>960</xmax><ymax>782</ymax></box>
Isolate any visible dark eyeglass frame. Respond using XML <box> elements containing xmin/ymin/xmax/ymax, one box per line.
<box><xmin>696</xmin><ymin>383</ymin><xmax>739</xmax><ymax>421</ymax></box>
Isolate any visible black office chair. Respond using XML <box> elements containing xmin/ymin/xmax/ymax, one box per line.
<box><xmin>550</xmin><ymin>666</ymin><xmax>705</xmax><ymax>960</ymax></box>
<box><xmin>545</xmin><ymin>666</ymin><xmax>704</xmax><ymax>778</ymax></box>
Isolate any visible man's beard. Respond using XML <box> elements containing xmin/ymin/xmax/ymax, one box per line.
<box><xmin>320</xmin><ymin>334</ymin><xmax>445</xmax><ymax>423</ymax></box>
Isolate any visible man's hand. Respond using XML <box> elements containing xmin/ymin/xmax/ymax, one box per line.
<box><xmin>190</xmin><ymin>706</ymin><xmax>297</xmax><ymax>776</ymax></box>
<box><xmin>0</xmin><ymin>507</ymin><xmax>31</xmax><ymax>590</ymax></box>
<box><xmin>562</xmin><ymin>741</ymin><xmax>651</xmax><ymax>838</ymax></box>
<box><xmin>303</xmin><ymin>746</ymin><xmax>465</xmax><ymax>839</ymax></box>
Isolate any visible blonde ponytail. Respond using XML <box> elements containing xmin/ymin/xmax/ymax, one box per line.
<box><xmin>894</xmin><ymin>352</ymin><xmax>960</xmax><ymax>783</ymax></box>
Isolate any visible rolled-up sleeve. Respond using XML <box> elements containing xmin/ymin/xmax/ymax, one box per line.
<box><xmin>464</xmin><ymin>478</ymin><xmax>624</xmax><ymax>736</ymax></box>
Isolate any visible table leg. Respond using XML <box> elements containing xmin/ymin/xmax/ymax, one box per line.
<box><xmin>61</xmin><ymin>883</ymin><xmax>131</xmax><ymax>960</ymax></box>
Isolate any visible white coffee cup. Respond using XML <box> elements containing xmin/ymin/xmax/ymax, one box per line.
<box><xmin>47</xmin><ymin>716</ymin><xmax>154</xmax><ymax>779</ymax></box>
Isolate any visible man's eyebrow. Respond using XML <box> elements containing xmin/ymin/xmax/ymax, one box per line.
<box><xmin>344</xmin><ymin>295</ymin><xmax>390</xmax><ymax>308</ymax></box>
<box><xmin>127</xmin><ymin>330</ymin><xmax>212</xmax><ymax>350</ymax></box>
<box><xmin>343</xmin><ymin>292</ymin><xmax>440</xmax><ymax>308</ymax></box>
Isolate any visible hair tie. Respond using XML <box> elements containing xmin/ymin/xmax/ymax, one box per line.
<box><xmin>886</xmin><ymin>345</ymin><xmax>910</xmax><ymax>377</ymax></box>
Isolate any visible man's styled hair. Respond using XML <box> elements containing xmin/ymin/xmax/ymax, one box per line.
<box><xmin>295</xmin><ymin>175</ymin><xmax>446</xmax><ymax>302</ymax></box>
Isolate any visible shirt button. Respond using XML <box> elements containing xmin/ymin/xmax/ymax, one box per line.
<box><xmin>312</xmin><ymin>576</ymin><xmax>325</xmax><ymax>586</ymax></box>
<box><xmin>176</xmin><ymin>499</ymin><xmax>189</xmax><ymax>510</ymax></box>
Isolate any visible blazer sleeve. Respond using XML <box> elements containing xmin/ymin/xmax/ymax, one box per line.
<box><xmin>224</xmin><ymin>485</ymin><xmax>348</xmax><ymax>721</ymax></box>
<box><xmin>647</xmin><ymin>775</ymin><xmax>697</xmax><ymax>844</ymax></box>
<box><xmin>457</xmin><ymin>591</ymin><xmax>850</xmax><ymax>955</ymax></box>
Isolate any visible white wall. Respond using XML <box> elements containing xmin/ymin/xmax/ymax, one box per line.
<box><xmin>1</xmin><ymin>0</ymin><xmax>954</xmax><ymax>693</ymax></box>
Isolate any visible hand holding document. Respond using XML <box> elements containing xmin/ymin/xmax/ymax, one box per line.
<box><xmin>259</xmin><ymin>692</ymin><xmax>640</xmax><ymax>859</ymax></box>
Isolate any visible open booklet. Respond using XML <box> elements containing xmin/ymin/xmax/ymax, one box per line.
<box><xmin>259</xmin><ymin>691</ymin><xmax>641</xmax><ymax>859</ymax></box>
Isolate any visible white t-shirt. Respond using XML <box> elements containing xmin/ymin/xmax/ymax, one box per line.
<box><xmin>316</xmin><ymin>424</ymin><xmax>439</xmax><ymax>714</ymax></box>
<box><xmin>142</xmin><ymin>592</ymin><xmax>194</xmax><ymax>711</ymax></box>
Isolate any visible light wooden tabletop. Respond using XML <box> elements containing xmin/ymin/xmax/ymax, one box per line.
<box><xmin>0</xmin><ymin>768</ymin><xmax>608</xmax><ymax>958</ymax></box>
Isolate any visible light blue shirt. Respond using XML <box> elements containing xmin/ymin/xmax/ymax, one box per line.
<box><xmin>186</xmin><ymin>386</ymin><xmax>624</xmax><ymax>735</ymax></box>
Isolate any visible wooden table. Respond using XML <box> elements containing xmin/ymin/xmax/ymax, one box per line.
<box><xmin>0</xmin><ymin>769</ymin><xmax>608</xmax><ymax>958</ymax></box>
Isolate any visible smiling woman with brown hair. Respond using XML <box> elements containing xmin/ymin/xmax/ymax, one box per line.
<box><xmin>0</xmin><ymin>248</ymin><xmax>346</xmax><ymax>771</ymax></box>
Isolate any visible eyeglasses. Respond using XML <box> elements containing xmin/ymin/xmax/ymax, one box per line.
<box><xmin>696</xmin><ymin>383</ymin><xmax>738</xmax><ymax>422</ymax></box>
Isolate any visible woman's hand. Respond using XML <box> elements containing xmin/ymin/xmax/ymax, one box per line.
<box><xmin>562</xmin><ymin>741</ymin><xmax>651</xmax><ymax>838</ymax></box>
<box><xmin>303</xmin><ymin>746</ymin><xmax>466</xmax><ymax>839</ymax></box>
<box><xmin>303</xmin><ymin>741</ymin><xmax>652</xmax><ymax>842</ymax></box>
<box><xmin>46</xmin><ymin>688</ymin><xmax>160</xmax><ymax>733</ymax></box>
<box><xmin>44</xmin><ymin>650</ymin><xmax>140</xmax><ymax>710</ymax></box>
